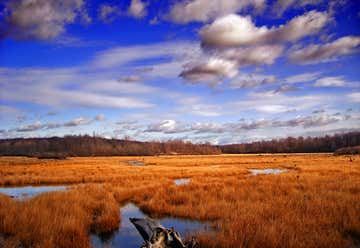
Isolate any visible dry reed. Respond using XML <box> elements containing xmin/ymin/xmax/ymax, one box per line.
<box><xmin>0</xmin><ymin>154</ymin><xmax>359</xmax><ymax>247</ymax></box>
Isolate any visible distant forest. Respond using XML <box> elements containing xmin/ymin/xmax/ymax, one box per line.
<box><xmin>0</xmin><ymin>132</ymin><xmax>359</xmax><ymax>157</ymax></box>
<box><xmin>221</xmin><ymin>132</ymin><xmax>360</xmax><ymax>154</ymax></box>
<box><xmin>0</xmin><ymin>136</ymin><xmax>221</xmax><ymax>157</ymax></box>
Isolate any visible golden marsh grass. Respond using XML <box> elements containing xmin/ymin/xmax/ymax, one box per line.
<box><xmin>0</xmin><ymin>154</ymin><xmax>359</xmax><ymax>247</ymax></box>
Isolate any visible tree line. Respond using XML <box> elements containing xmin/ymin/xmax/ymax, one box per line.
<box><xmin>220</xmin><ymin>132</ymin><xmax>360</xmax><ymax>154</ymax></box>
<box><xmin>0</xmin><ymin>132</ymin><xmax>359</xmax><ymax>157</ymax></box>
<box><xmin>0</xmin><ymin>135</ymin><xmax>221</xmax><ymax>157</ymax></box>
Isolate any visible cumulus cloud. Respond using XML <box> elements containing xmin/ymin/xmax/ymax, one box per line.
<box><xmin>200</xmin><ymin>11</ymin><xmax>329</xmax><ymax>48</ymax></box>
<box><xmin>289</xmin><ymin>36</ymin><xmax>360</xmax><ymax>64</ymax></box>
<box><xmin>167</xmin><ymin>0</ymin><xmax>266</xmax><ymax>24</ymax></box>
<box><xmin>179</xmin><ymin>10</ymin><xmax>328</xmax><ymax>85</ymax></box>
<box><xmin>180</xmin><ymin>57</ymin><xmax>238</xmax><ymax>84</ymax></box>
<box><xmin>229</xmin><ymin>74</ymin><xmax>276</xmax><ymax>89</ymax></box>
<box><xmin>314</xmin><ymin>76</ymin><xmax>347</xmax><ymax>87</ymax></box>
<box><xmin>98</xmin><ymin>4</ymin><xmax>119</xmax><ymax>23</ymax></box>
<box><xmin>2</xmin><ymin>0</ymin><xmax>89</xmax><ymax>40</ymax></box>
<box><xmin>200</xmin><ymin>14</ymin><xmax>270</xmax><ymax>48</ymax></box>
<box><xmin>128</xmin><ymin>0</ymin><xmax>147</xmax><ymax>18</ymax></box>
<box><xmin>146</xmin><ymin>120</ymin><xmax>189</xmax><ymax>134</ymax></box>
<box><xmin>179</xmin><ymin>45</ymin><xmax>282</xmax><ymax>84</ymax></box>
<box><xmin>221</xmin><ymin>45</ymin><xmax>284</xmax><ymax>67</ymax></box>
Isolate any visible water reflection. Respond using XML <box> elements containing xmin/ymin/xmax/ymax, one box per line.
<box><xmin>0</xmin><ymin>185</ymin><xmax>67</xmax><ymax>199</ymax></box>
<box><xmin>174</xmin><ymin>178</ymin><xmax>191</xmax><ymax>186</ymax></box>
<box><xmin>127</xmin><ymin>160</ymin><xmax>145</xmax><ymax>166</ymax></box>
<box><xmin>249</xmin><ymin>169</ymin><xmax>287</xmax><ymax>175</ymax></box>
<box><xmin>91</xmin><ymin>203</ymin><xmax>207</xmax><ymax>248</ymax></box>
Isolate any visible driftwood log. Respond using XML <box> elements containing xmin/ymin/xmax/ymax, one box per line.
<box><xmin>130</xmin><ymin>218</ymin><xmax>198</xmax><ymax>248</ymax></box>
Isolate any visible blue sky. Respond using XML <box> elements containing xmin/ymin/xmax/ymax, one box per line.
<box><xmin>0</xmin><ymin>0</ymin><xmax>359</xmax><ymax>144</ymax></box>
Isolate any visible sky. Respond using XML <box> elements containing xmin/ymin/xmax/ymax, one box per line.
<box><xmin>0</xmin><ymin>0</ymin><xmax>359</xmax><ymax>144</ymax></box>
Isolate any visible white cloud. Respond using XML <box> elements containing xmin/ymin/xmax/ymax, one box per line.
<box><xmin>285</xmin><ymin>72</ymin><xmax>321</xmax><ymax>83</ymax></box>
<box><xmin>128</xmin><ymin>0</ymin><xmax>147</xmax><ymax>18</ymax></box>
<box><xmin>179</xmin><ymin>45</ymin><xmax>283</xmax><ymax>84</ymax></box>
<box><xmin>0</xmin><ymin>41</ymin><xmax>209</xmax><ymax>111</ymax></box>
<box><xmin>142</xmin><ymin>112</ymin><xmax>350</xmax><ymax>136</ymax></box>
<box><xmin>86</xmin><ymin>80</ymin><xmax>157</xmax><ymax>94</ymax></box>
<box><xmin>256</xmin><ymin>105</ymin><xmax>294</xmax><ymax>113</ymax></box>
<box><xmin>174</xmin><ymin>96</ymin><xmax>224</xmax><ymax>117</ymax></box>
<box><xmin>200</xmin><ymin>11</ymin><xmax>329</xmax><ymax>47</ymax></box>
<box><xmin>289</xmin><ymin>36</ymin><xmax>360</xmax><ymax>64</ymax></box>
<box><xmin>167</xmin><ymin>0</ymin><xmax>266</xmax><ymax>24</ymax></box>
<box><xmin>229</xmin><ymin>74</ymin><xmax>276</xmax><ymax>89</ymax></box>
<box><xmin>11</xmin><ymin>116</ymin><xmax>95</xmax><ymax>132</ymax></box>
<box><xmin>348</xmin><ymin>92</ymin><xmax>360</xmax><ymax>102</ymax></box>
<box><xmin>176</xmin><ymin>10</ymin><xmax>328</xmax><ymax>86</ymax></box>
<box><xmin>0</xmin><ymin>67</ymin><xmax>154</xmax><ymax>109</ymax></box>
<box><xmin>229</xmin><ymin>92</ymin><xmax>332</xmax><ymax>114</ymax></box>
<box><xmin>280</xmin><ymin>114</ymin><xmax>344</xmax><ymax>128</ymax></box>
<box><xmin>200</xmin><ymin>14</ymin><xmax>269</xmax><ymax>47</ymax></box>
<box><xmin>92</xmin><ymin>41</ymin><xmax>201</xmax><ymax>72</ymax></box>
<box><xmin>221</xmin><ymin>45</ymin><xmax>284</xmax><ymax>67</ymax></box>
<box><xmin>274</xmin><ymin>84</ymin><xmax>299</xmax><ymax>93</ymax></box>
<box><xmin>314</xmin><ymin>76</ymin><xmax>347</xmax><ymax>87</ymax></box>
<box><xmin>63</xmin><ymin>117</ymin><xmax>90</xmax><ymax>127</ymax></box>
<box><xmin>15</xmin><ymin>122</ymin><xmax>44</xmax><ymax>132</ymax></box>
<box><xmin>272</xmin><ymin>0</ymin><xmax>323</xmax><ymax>16</ymax></box>
<box><xmin>3</xmin><ymin>0</ymin><xmax>89</xmax><ymax>40</ymax></box>
<box><xmin>180</xmin><ymin>57</ymin><xmax>238</xmax><ymax>84</ymax></box>
<box><xmin>98</xmin><ymin>4</ymin><xmax>119</xmax><ymax>23</ymax></box>
<box><xmin>146</xmin><ymin>120</ymin><xmax>189</xmax><ymax>134</ymax></box>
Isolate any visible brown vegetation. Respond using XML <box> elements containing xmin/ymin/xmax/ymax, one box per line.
<box><xmin>221</xmin><ymin>132</ymin><xmax>360</xmax><ymax>153</ymax></box>
<box><xmin>0</xmin><ymin>154</ymin><xmax>359</xmax><ymax>248</ymax></box>
<box><xmin>334</xmin><ymin>146</ymin><xmax>360</xmax><ymax>155</ymax></box>
<box><xmin>1</xmin><ymin>132</ymin><xmax>359</xmax><ymax>158</ymax></box>
<box><xmin>0</xmin><ymin>136</ymin><xmax>221</xmax><ymax>157</ymax></box>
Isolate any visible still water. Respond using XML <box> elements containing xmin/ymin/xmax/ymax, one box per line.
<box><xmin>0</xmin><ymin>185</ymin><xmax>67</xmax><ymax>199</ymax></box>
<box><xmin>91</xmin><ymin>203</ymin><xmax>208</xmax><ymax>248</ymax></box>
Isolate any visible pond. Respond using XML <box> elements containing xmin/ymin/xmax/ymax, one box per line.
<box><xmin>91</xmin><ymin>203</ymin><xmax>208</xmax><ymax>248</ymax></box>
<box><xmin>126</xmin><ymin>160</ymin><xmax>145</xmax><ymax>166</ymax></box>
<box><xmin>174</xmin><ymin>178</ymin><xmax>191</xmax><ymax>186</ymax></box>
<box><xmin>0</xmin><ymin>185</ymin><xmax>67</xmax><ymax>199</ymax></box>
<box><xmin>249</xmin><ymin>168</ymin><xmax>287</xmax><ymax>175</ymax></box>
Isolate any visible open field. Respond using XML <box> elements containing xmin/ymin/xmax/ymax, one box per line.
<box><xmin>0</xmin><ymin>154</ymin><xmax>359</xmax><ymax>247</ymax></box>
